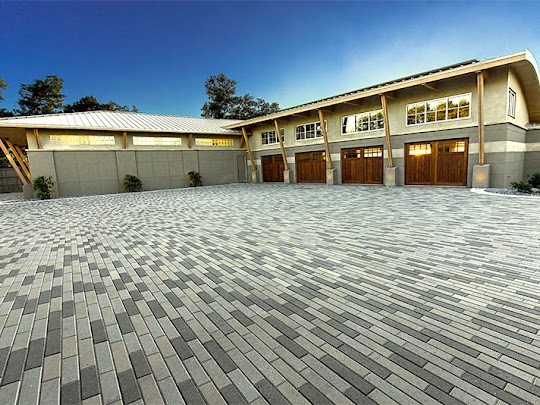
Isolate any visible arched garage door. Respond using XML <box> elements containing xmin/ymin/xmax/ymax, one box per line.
<box><xmin>341</xmin><ymin>146</ymin><xmax>383</xmax><ymax>184</ymax></box>
<box><xmin>405</xmin><ymin>139</ymin><xmax>468</xmax><ymax>186</ymax></box>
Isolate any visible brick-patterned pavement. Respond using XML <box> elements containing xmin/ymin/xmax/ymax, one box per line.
<box><xmin>0</xmin><ymin>183</ymin><xmax>539</xmax><ymax>404</ymax></box>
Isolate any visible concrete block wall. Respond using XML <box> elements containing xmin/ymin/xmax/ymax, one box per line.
<box><xmin>525</xmin><ymin>129</ymin><xmax>540</xmax><ymax>182</ymax></box>
<box><xmin>0</xmin><ymin>168</ymin><xmax>22</xmax><ymax>193</ymax></box>
<box><xmin>28</xmin><ymin>149</ymin><xmax>248</xmax><ymax>197</ymax></box>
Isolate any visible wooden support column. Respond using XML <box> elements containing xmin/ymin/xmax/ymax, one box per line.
<box><xmin>239</xmin><ymin>136</ymin><xmax>245</xmax><ymax>148</ymax></box>
<box><xmin>380</xmin><ymin>94</ymin><xmax>394</xmax><ymax>167</ymax></box>
<box><xmin>241</xmin><ymin>127</ymin><xmax>256</xmax><ymax>171</ymax></box>
<box><xmin>273</xmin><ymin>119</ymin><xmax>289</xmax><ymax>171</ymax></box>
<box><xmin>317</xmin><ymin>109</ymin><xmax>333</xmax><ymax>170</ymax></box>
<box><xmin>122</xmin><ymin>132</ymin><xmax>127</xmax><ymax>149</ymax></box>
<box><xmin>477</xmin><ymin>71</ymin><xmax>485</xmax><ymax>165</ymax></box>
<box><xmin>5</xmin><ymin>139</ymin><xmax>31</xmax><ymax>181</ymax></box>
<box><xmin>188</xmin><ymin>134</ymin><xmax>193</xmax><ymax>149</ymax></box>
<box><xmin>0</xmin><ymin>138</ymin><xmax>28</xmax><ymax>185</ymax></box>
<box><xmin>14</xmin><ymin>145</ymin><xmax>29</xmax><ymax>165</ymax></box>
<box><xmin>33</xmin><ymin>128</ymin><xmax>41</xmax><ymax>149</ymax></box>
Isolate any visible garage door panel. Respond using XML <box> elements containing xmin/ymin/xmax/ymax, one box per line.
<box><xmin>341</xmin><ymin>146</ymin><xmax>383</xmax><ymax>184</ymax></box>
<box><xmin>262</xmin><ymin>155</ymin><xmax>284</xmax><ymax>182</ymax></box>
<box><xmin>405</xmin><ymin>139</ymin><xmax>467</xmax><ymax>186</ymax></box>
<box><xmin>296</xmin><ymin>151</ymin><xmax>326</xmax><ymax>183</ymax></box>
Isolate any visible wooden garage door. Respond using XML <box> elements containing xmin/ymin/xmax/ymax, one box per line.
<box><xmin>296</xmin><ymin>151</ymin><xmax>326</xmax><ymax>183</ymax></box>
<box><xmin>341</xmin><ymin>146</ymin><xmax>383</xmax><ymax>184</ymax></box>
<box><xmin>262</xmin><ymin>154</ymin><xmax>284</xmax><ymax>182</ymax></box>
<box><xmin>405</xmin><ymin>139</ymin><xmax>468</xmax><ymax>186</ymax></box>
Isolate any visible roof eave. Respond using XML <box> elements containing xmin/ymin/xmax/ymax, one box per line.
<box><xmin>227</xmin><ymin>51</ymin><xmax>536</xmax><ymax>129</ymax></box>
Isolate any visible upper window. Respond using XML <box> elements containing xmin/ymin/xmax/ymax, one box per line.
<box><xmin>406</xmin><ymin>93</ymin><xmax>471</xmax><ymax>126</ymax></box>
<box><xmin>295</xmin><ymin>121</ymin><xmax>326</xmax><ymax>141</ymax></box>
<box><xmin>49</xmin><ymin>135</ymin><xmax>115</xmax><ymax>146</ymax></box>
<box><xmin>262</xmin><ymin>129</ymin><xmax>284</xmax><ymax>145</ymax></box>
<box><xmin>508</xmin><ymin>88</ymin><xmax>516</xmax><ymax>118</ymax></box>
<box><xmin>133</xmin><ymin>136</ymin><xmax>181</xmax><ymax>146</ymax></box>
<box><xmin>195</xmin><ymin>138</ymin><xmax>234</xmax><ymax>147</ymax></box>
<box><xmin>342</xmin><ymin>110</ymin><xmax>384</xmax><ymax>134</ymax></box>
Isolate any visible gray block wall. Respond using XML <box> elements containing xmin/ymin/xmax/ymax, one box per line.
<box><xmin>525</xmin><ymin>129</ymin><xmax>540</xmax><ymax>182</ymax></box>
<box><xmin>0</xmin><ymin>168</ymin><xmax>22</xmax><ymax>193</ymax></box>
<box><xmin>28</xmin><ymin>149</ymin><xmax>248</xmax><ymax>197</ymax></box>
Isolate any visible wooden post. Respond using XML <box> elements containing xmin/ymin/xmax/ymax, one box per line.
<box><xmin>380</xmin><ymin>94</ymin><xmax>394</xmax><ymax>167</ymax></box>
<box><xmin>241</xmin><ymin>127</ymin><xmax>256</xmax><ymax>172</ymax></box>
<box><xmin>0</xmin><ymin>138</ymin><xmax>28</xmax><ymax>185</ymax></box>
<box><xmin>33</xmin><ymin>128</ymin><xmax>41</xmax><ymax>149</ymax></box>
<box><xmin>239</xmin><ymin>136</ymin><xmax>245</xmax><ymax>148</ymax></box>
<box><xmin>477</xmin><ymin>71</ymin><xmax>485</xmax><ymax>165</ymax></box>
<box><xmin>122</xmin><ymin>132</ymin><xmax>127</xmax><ymax>149</ymax></box>
<box><xmin>273</xmin><ymin>119</ymin><xmax>289</xmax><ymax>171</ymax></box>
<box><xmin>317</xmin><ymin>109</ymin><xmax>332</xmax><ymax>170</ymax></box>
<box><xmin>188</xmin><ymin>134</ymin><xmax>193</xmax><ymax>149</ymax></box>
<box><xmin>5</xmin><ymin>139</ymin><xmax>31</xmax><ymax>181</ymax></box>
<box><xmin>14</xmin><ymin>145</ymin><xmax>29</xmax><ymax>165</ymax></box>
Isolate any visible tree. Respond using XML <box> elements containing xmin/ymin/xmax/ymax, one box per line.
<box><xmin>201</xmin><ymin>73</ymin><xmax>279</xmax><ymax>120</ymax></box>
<box><xmin>64</xmin><ymin>95</ymin><xmax>138</xmax><ymax>113</ymax></box>
<box><xmin>0</xmin><ymin>77</ymin><xmax>7</xmax><ymax>102</ymax></box>
<box><xmin>17</xmin><ymin>75</ymin><xmax>65</xmax><ymax>115</ymax></box>
<box><xmin>0</xmin><ymin>109</ymin><xmax>14</xmax><ymax>117</ymax></box>
<box><xmin>201</xmin><ymin>73</ymin><xmax>238</xmax><ymax>119</ymax></box>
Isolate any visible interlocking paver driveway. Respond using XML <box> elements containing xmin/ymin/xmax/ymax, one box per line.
<box><xmin>0</xmin><ymin>183</ymin><xmax>539</xmax><ymax>404</ymax></box>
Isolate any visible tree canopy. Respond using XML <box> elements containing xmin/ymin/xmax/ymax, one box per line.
<box><xmin>64</xmin><ymin>95</ymin><xmax>138</xmax><ymax>113</ymax></box>
<box><xmin>201</xmin><ymin>73</ymin><xmax>279</xmax><ymax>120</ymax></box>
<box><xmin>0</xmin><ymin>77</ymin><xmax>7</xmax><ymax>102</ymax></box>
<box><xmin>17</xmin><ymin>75</ymin><xmax>65</xmax><ymax>115</ymax></box>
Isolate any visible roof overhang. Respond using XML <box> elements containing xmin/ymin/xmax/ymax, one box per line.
<box><xmin>227</xmin><ymin>50</ymin><xmax>540</xmax><ymax>128</ymax></box>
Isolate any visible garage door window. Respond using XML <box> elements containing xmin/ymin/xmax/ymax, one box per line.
<box><xmin>408</xmin><ymin>143</ymin><xmax>432</xmax><ymax>156</ymax></box>
<box><xmin>364</xmin><ymin>147</ymin><xmax>383</xmax><ymax>158</ymax></box>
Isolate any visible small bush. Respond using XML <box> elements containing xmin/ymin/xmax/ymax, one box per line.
<box><xmin>123</xmin><ymin>174</ymin><xmax>142</xmax><ymax>192</ymax></box>
<box><xmin>187</xmin><ymin>171</ymin><xmax>203</xmax><ymax>187</ymax></box>
<box><xmin>528</xmin><ymin>172</ymin><xmax>540</xmax><ymax>188</ymax></box>
<box><xmin>511</xmin><ymin>181</ymin><xmax>533</xmax><ymax>194</ymax></box>
<box><xmin>32</xmin><ymin>176</ymin><xmax>54</xmax><ymax>200</ymax></box>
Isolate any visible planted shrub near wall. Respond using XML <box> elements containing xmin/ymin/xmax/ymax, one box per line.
<box><xmin>32</xmin><ymin>176</ymin><xmax>54</xmax><ymax>200</ymax></box>
<box><xmin>528</xmin><ymin>172</ymin><xmax>540</xmax><ymax>188</ymax></box>
<box><xmin>187</xmin><ymin>171</ymin><xmax>203</xmax><ymax>187</ymax></box>
<box><xmin>511</xmin><ymin>181</ymin><xmax>533</xmax><ymax>194</ymax></box>
<box><xmin>123</xmin><ymin>174</ymin><xmax>142</xmax><ymax>192</ymax></box>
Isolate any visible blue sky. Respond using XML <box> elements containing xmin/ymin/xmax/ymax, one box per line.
<box><xmin>1</xmin><ymin>1</ymin><xmax>539</xmax><ymax>116</ymax></box>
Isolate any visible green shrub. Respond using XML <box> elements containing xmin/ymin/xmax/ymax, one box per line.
<box><xmin>32</xmin><ymin>176</ymin><xmax>54</xmax><ymax>200</ymax></box>
<box><xmin>187</xmin><ymin>171</ymin><xmax>203</xmax><ymax>187</ymax></box>
<box><xmin>511</xmin><ymin>181</ymin><xmax>533</xmax><ymax>194</ymax></box>
<box><xmin>528</xmin><ymin>172</ymin><xmax>540</xmax><ymax>188</ymax></box>
<box><xmin>123</xmin><ymin>174</ymin><xmax>142</xmax><ymax>192</ymax></box>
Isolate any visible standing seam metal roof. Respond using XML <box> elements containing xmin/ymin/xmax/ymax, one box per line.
<box><xmin>0</xmin><ymin>110</ymin><xmax>244</xmax><ymax>134</ymax></box>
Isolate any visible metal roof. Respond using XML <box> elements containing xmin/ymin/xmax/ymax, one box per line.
<box><xmin>0</xmin><ymin>111</ymin><xmax>243</xmax><ymax>135</ymax></box>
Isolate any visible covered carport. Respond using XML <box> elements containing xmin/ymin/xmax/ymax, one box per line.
<box><xmin>0</xmin><ymin>125</ymin><xmax>30</xmax><ymax>193</ymax></box>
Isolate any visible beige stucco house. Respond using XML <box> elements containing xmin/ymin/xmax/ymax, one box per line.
<box><xmin>1</xmin><ymin>50</ymin><xmax>539</xmax><ymax>197</ymax></box>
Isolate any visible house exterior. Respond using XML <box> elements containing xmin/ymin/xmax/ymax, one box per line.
<box><xmin>0</xmin><ymin>50</ymin><xmax>539</xmax><ymax>197</ymax></box>
<box><xmin>0</xmin><ymin>112</ymin><xmax>248</xmax><ymax>196</ymax></box>
<box><xmin>227</xmin><ymin>50</ymin><xmax>540</xmax><ymax>188</ymax></box>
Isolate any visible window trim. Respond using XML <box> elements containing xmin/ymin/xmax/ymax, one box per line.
<box><xmin>405</xmin><ymin>93</ymin><xmax>472</xmax><ymax>127</ymax></box>
<box><xmin>341</xmin><ymin>109</ymin><xmax>385</xmax><ymax>135</ymax></box>
<box><xmin>195</xmin><ymin>137</ymin><xmax>234</xmax><ymax>147</ymax></box>
<box><xmin>261</xmin><ymin>128</ymin><xmax>285</xmax><ymax>146</ymax></box>
<box><xmin>295</xmin><ymin>120</ymin><xmax>327</xmax><ymax>142</ymax></box>
<box><xmin>133</xmin><ymin>136</ymin><xmax>182</xmax><ymax>146</ymax></box>
<box><xmin>508</xmin><ymin>88</ymin><xmax>516</xmax><ymax>118</ymax></box>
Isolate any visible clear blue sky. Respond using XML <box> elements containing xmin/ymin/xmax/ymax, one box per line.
<box><xmin>1</xmin><ymin>1</ymin><xmax>539</xmax><ymax>116</ymax></box>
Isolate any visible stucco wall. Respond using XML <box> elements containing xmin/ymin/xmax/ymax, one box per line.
<box><xmin>28</xmin><ymin>149</ymin><xmax>248</xmax><ymax>197</ymax></box>
<box><xmin>525</xmin><ymin>128</ymin><xmax>540</xmax><ymax>181</ymax></box>
<box><xmin>508</xmin><ymin>68</ymin><xmax>530</xmax><ymax>129</ymax></box>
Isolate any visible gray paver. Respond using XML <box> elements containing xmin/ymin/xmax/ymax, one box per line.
<box><xmin>0</xmin><ymin>184</ymin><xmax>539</xmax><ymax>404</ymax></box>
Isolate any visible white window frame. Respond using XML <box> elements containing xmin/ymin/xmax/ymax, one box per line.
<box><xmin>261</xmin><ymin>128</ymin><xmax>284</xmax><ymax>145</ymax></box>
<box><xmin>49</xmin><ymin>134</ymin><xmax>115</xmax><ymax>146</ymax></box>
<box><xmin>295</xmin><ymin>121</ymin><xmax>327</xmax><ymax>141</ymax></box>
<box><xmin>341</xmin><ymin>109</ymin><xmax>385</xmax><ymax>135</ymax></box>
<box><xmin>508</xmin><ymin>88</ymin><xmax>516</xmax><ymax>118</ymax></box>
<box><xmin>406</xmin><ymin>93</ymin><xmax>472</xmax><ymax>127</ymax></box>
